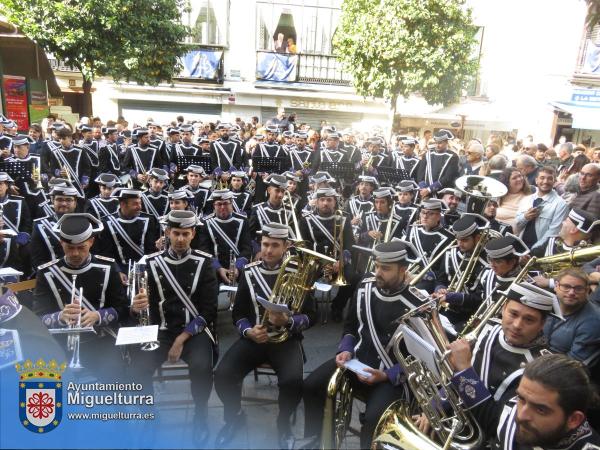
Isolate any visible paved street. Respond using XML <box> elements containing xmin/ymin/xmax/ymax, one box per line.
<box><xmin>150</xmin><ymin>292</ymin><xmax>362</xmax><ymax>449</ymax></box>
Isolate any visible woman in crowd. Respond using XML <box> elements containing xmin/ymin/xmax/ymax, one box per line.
<box><xmin>496</xmin><ymin>167</ymin><xmax>532</xmax><ymax>229</ymax></box>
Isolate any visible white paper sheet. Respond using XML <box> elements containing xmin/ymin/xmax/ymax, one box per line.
<box><xmin>401</xmin><ymin>325</ymin><xmax>442</xmax><ymax>379</ymax></box>
<box><xmin>220</xmin><ymin>285</ymin><xmax>238</xmax><ymax>293</ymax></box>
<box><xmin>0</xmin><ymin>229</ymin><xmax>17</xmax><ymax>237</ymax></box>
<box><xmin>343</xmin><ymin>359</ymin><xmax>374</xmax><ymax>378</ymax></box>
<box><xmin>0</xmin><ymin>267</ymin><xmax>23</xmax><ymax>277</ymax></box>
<box><xmin>256</xmin><ymin>296</ymin><xmax>291</xmax><ymax>314</ymax></box>
<box><xmin>115</xmin><ymin>325</ymin><xmax>159</xmax><ymax>346</ymax></box>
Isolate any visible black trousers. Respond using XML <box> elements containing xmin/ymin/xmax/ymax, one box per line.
<box><xmin>214</xmin><ymin>337</ymin><xmax>304</xmax><ymax>429</ymax></box>
<box><xmin>131</xmin><ymin>330</ymin><xmax>214</xmax><ymax>418</ymax></box>
<box><xmin>303</xmin><ymin>358</ymin><xmax>406</xmax><ymax>448</ymax></box>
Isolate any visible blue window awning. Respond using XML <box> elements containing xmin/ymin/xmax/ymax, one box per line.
<box><xmin>550</xmin><ymin>101</ymin><xmax>600</xmax><ymax>130</ymax></box>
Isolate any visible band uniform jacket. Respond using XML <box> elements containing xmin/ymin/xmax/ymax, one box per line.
<box><xmin>0</xmin><ymin>194</ymin><xmax>32</xmax><ymax>234</ymax></box>
<box><xmin>98</xmin><ymin>141</ymin><xmax>122</xmax><ymax>175</ymax></box>
<box><xmin>393</xmin><ymin>204</ymin><xmax>419</xmax><ymax>238</ymax></box>
<box><xmin>79</xmin><ymin>139</ymin><xmax>100</xmax><ymax>172</ymax></box>
<box><xmin>141</xmin><ymin>191</ymin><xmax>169</xmax><ymax>220</ymax></box>
<box><xmin>34</xmin><ymin>254</ymin><xmax>129</xmax><ymax>335</ymax></box>
<box><xmin>185</xmin><ymin>184</ymin><xmax>211</xmax><ymax>216</ymax></box>
<box><xmin>391</xmin><ymin>152</ymin><xmax>419</xmax><ymax>177</ymax></box>
<box><xmin>231</xmin><ymin>190</ymin><xmax>253</xmax><ymax>216</ymax></box>
<box><xmin>146</xmin><ymin>248</ymin><xmax>218</xmax><ymax>336</ymax></box>
<box><xmin>122</xmin><ymin>144</ymin><xmax>164</xmax><ymax>180</ymax></box>
<box><xmin>357</xmin><ymin>211</ymin><xmax>405</xmax><ymax>246</ymax></box>
<box><xmin>210</xmin><ymin>138</ymin><xmax>247</xmax><ymax>171</ymax></box>
<box><xmin>406</xmin><ymin>224</ymin><xmax>454</xmax><ymax>283</ymax></box>
<box><xmin>413</xmin><ymin>149</ymin><xmax>460</xmax><ymax>193</ymax></box>
<box><xmin>31</xmin><ymin>215</ymin><xmax>63</xmax><ymax>270</ymax></box>
<box><xmin>299</xmin><ymin>211</ymin><xmax>354</xmax><ymax>258</ymax></box>
<box><xmin>488</xmin><ymin>218</ymin><xmax>513</xmax><ymax>236</ymax></box>
<box><xmin>94</xmin><ymin>211</ymin><xmax>159</xmax><ymax>269</ymax></box>
<box><xmin>232</xmin><ymin>260</ymin><xmax>315</xmax><ymax>340</ymax></box>
<box><xmin>345</xmin><ymin>195</ymin><xmax>374</xmax><ymax>237</ymax></box>
<box><xmin>84</xmin><ymin>196</ymin><xmax>120</xmax><ymax>220</ymax></box>
<box><xmin>198</xmin><ymin>212</ymin><xmax>252</xmax><ymax>270</ymax></box>
<box><xmin>249</xmin><ymin>202</ymin><xmax>295</xmax><ymax>238</ymax></box>
<box><xmin>456</xmin><ymin>267</ymin><xmax>522</xmax><ymax>317</ymax></box>
<box><xmin>337</xmin><ymin>278</ymin><xmax>425</xmax><ymax>386</ymax></box>
<box><xmin>47</xmin><ymin>145</ymin><xmax>91</xmax><ymax>195</ymax></box>
<box><xmin>531</xmin><ymin>235</ymin><xmax>578</xmax><ymax>258</ymax></box>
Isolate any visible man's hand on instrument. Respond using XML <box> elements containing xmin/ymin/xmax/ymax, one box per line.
<box><xmin>60</xmin><ymin>303</ymin><xmax>81</xmax><ymax>324</ymax></box>
<box><xmin>358</xmin><ymin>368</ymin><xmax>388</xmax><ymax>385</ymax></box>
<box><xmin>335</xmin><ymin>351</ymin><xmax>352</xmax><ymax>368</ymax></box>
<box><xmin>60</xmin><ymin>167</ymin><xmax>69</xmax><ymax>178</ymax></box>
<box><xmin>351</xmin><ymin>216</ymin><xmax>361</xmax><ymax>226</ymax></box>
<box><xmin>217</xmin><ymin>267</ymin><xmax>231</xmax><ymax>284</ymax></box>
<box><xmin>247</xmin><ymin>325</ymin><xmax>269</xmax><ymax>344</ymax></box>
<box><xmin>0</xmin><ymin>149</ymin><xmax>10</xmax><ymax>159</ymax></box>
<box><xmin>412</xmin><ymin>414</ymin><xmax>431</xmax><ymax>434</ymax></box>
<box><xmin>447</xmin><ymin>339</ymin><xmax>472</xmax><ymax>372</ymax></box>
<box><xmin>80</xmin><ymin>308</ymin><xmax>101</xmax><ymax>327</ymax></box>
<box><xmin>131</xmin><ymin>288</ymin><xmax>149</xmax><ymax>314</ymax></box>
<box><xmin>155</xmin><ymin>236</ymin><xmax>165</xmax><ymax>251</ymax></box>
<box><xmin>137</xmin><ymin>173</ymin><xmax>148</xmax><ymax>183</ymax></box>
<box><xmin>268</xmin><ymin>311</ymin><xmax>290</xmax><ymax>328</ymax></box>
<box><xmin>368</xmin><ymin>230</ymin><xmax>382</xmax><ymax>240</ymax></box>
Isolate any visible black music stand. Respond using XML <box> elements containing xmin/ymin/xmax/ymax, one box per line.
<box><xmin>176</xmin><ymin>154</ymin><xmax>212</xmax><ymax>174</ymax></box>
<box><xmin>319</xmin><ymin>162</ymin><xmax>355</xmax><ymax>182</ymax></box>
<box><xmin>252</xmin><ymin>156</ymin><xmax>286</xmax><ymax>174</ymax></box>
<box><xmin>0</xmin><ymin>160</ymin><xmax>34</xmax><ymax>180</ymax></box>
<box><xmin>376</xmin><ymin>166</ymin><xmax>410</xmax><ymax>185</ymax></box>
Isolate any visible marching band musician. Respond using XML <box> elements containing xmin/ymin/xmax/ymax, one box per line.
<box><xmin>97</xmin><ymin>126</ymin><xmax>121</xmax><ymax>176</ymax></box>
<box><xmin>181</xmin><ymin>165</ymin><xmax>211</xmax><ymax>216</ymax></box>
<box><xmin>47</xmin><ymin>127</ymin><xmax>91</xmax><ymax>197</ymax></box>
<box><xmin>253</xmin><ymin>125</ymin><xmax>286</xmax><ymax>159</ymax></box>
<box><xmin>302</xmin><ymin>241</ymin><xmax>425</xmax><ymax>449</ymax></box>
<box><xmin>211</xmin><ymin>123</ymin><xmax>247</xmax><ymax>181</ymax></box>
<box><xmin>303</xmin><ymin>171</ymin><xmax>336</xmax><ymax>213</ymax></box>
<box><xmin>122</xmin><ymin>128</ymin><xmax>166</xmax><ymax>189</ymax></box>
<box><xmin>438</xmin><ymin>234</ymin><xmax>530</xmax><ymax>331</ymax></box>
<box><xmin>141</xmin><ymin>168</ymin><xmax>170</xmax><ymax>220</ymax></box>
<box><xmin>346</xmin><ymin>175</ymin><xmax>377</xmax><ymax>238</ymax></box>
<box><xmin>249</xmin><ymin>174</ymin><xmax>293</xmax><ymax>242</ymax></box>
<box><xmin>393</xmin><ymin>180</ymin><xmax>420</xmax><ymax>237</ymax></box>
<box><xmin>406</xmin><ymin>199</ymin><xmax>454</xmax><ymax>293</ymax></box>
<box><xmin>39</xmin><ymin>122</ymin><xmax>63</xmax><ymax>179</ymax></box>
<box><xmin>438</xmin><ymin>187</ymin><xmax>462</xmax><ymax>228</ymax></box>
<box><xmin>483</xmin><ymin>198</ymin><xmax>513</xmax><ymax>236</ymax></box>
<box><xmin>198</xmin><ymin>189</ymin><xmax>252</xmax><ymax>286</ymax></box>
<box><xmin>314</xmin><ymin>132</ymin><xmax>347</xmax><ymax>170</ymax></box>
<box><xmin>132</xmin><ymin>210</ymin><xmax>218</xmax><ymax>443</ymax></box>
<box><xmin>170</xmin><ymin>124</ymin><xmax>201</xmax><ymax>188</ymax></box>
<box><xmin>449</xmin><ymin>353</ymin><xmax>600</xmax><ymax>450</ymax></box>
<box><xmin>94</xmin><ymin>189</ymin><xmax>159</xmax><ymax>272</ymax></box>
<box><xmin>356</xmin><ymin>137</ymin><xmax>389</xmax><ymax>175</ymax></box>
<box><xmin>392</xmin><ymin>137</ymin><xmax>419</xmax><ymax>176</ymax></box>
<box><xmin>31</xmin><ymin>185</ymin><xmax>80</xmax><ymax>269</ymax></box>
<box><xmin>229</xmin><ymin>170</ymin><xmax>253</xmax><ymax>216</ymax></box>
<box><xmin>357</xmin><ymin>187</ymin><xmax>404</xmax><ymax>256</ymax></box>
<box><xmin>341</xmin><ymin>129</ymin><xmax>362</xmax><ymax>164</ymax></box>
<box><xmin>34</xmin><ymin>213</ymin><xmax>129</xmax><ymax>380</ymax></box>
<box><xmin>284</xmin><ymin>171</ymin><xmax>303</xmax><ymax>212</ymax></box>
<box><xmin>164</xmin><ymin>126</ymin><xmax>181</xmax><ymax>163</ymax></box>
<box><xmin>434</xmin><ymin>214</ymin><xmax>490</xmax><ymax>328</ymax></box>
<box><xmin>287</xmin><ymin>131</ymin><xmax>313</xmax><ymax>175</ymax></box>
<box><xmin>214</xmin><ymin>223</ymin><xmax>315</xmax><ymax>448</ymax></box>
<box><xmin>414</xmin><ymin>129</ymin><xmax>460</xmax><ymax>199</ymax></box>
<box><xmin>281</xmin><ymin>130</ymin><xmax>296</xmax><ymax>153</ymax></box>
<box><xmin>78</xmin><ymin>124</ymin><xmax>100</xmax><ymax>196</ymax></box>
<box><xmin>83</xmin><ymin>173</ymin><xmax>121</xmax><ymax>219</ymax></box>
<box><xmin>0</xmin><ymin>171</ymin><xmax>32</xmax><ymax>235</ymax></box>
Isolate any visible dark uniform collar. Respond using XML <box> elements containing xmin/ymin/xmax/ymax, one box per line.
<box><xmin>167</xmin><ymin>247</ymin><xmax>192</xmax><ymax>260</ymax></box>
<box><xmin>64</xmin><ymin>254</ymin><xmax>92</xmax><ymax>270</ymax></box>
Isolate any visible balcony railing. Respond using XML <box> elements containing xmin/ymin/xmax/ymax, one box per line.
<box><xmin>256</xmin><ymin>51</ymin><xmax>351</xmax><ymax>86</ymax></box>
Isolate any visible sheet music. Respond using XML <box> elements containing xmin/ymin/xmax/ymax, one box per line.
<box><xmin>256</xmin><ymin>296</ymin><xmax>291</xmax><ymax>314</ymax></box>
<box><xmin>401</xmin><ymin>324</ymin><xmax>442</xmax><ymax>379</ymax></box>
<box><xmin>343</xmin><ymin>359</ymin><xmax>373</xmax><ymax>378</ymax></box>
<box><xmin>115</xmin><ymin>325</ymin><xmax>159</xmax><ymax>345</ymax></box>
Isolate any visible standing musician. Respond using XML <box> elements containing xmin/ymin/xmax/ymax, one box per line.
<box><xmin>449</xmin><ymin>353</ymin><xmax>600</xmax><ymax>450</ymax></box>
<box><xmin>170</xmin><ymin>124</ymin><xmax>201</xmax><ymax>188</ymax></box>
<box><xmin>393</xmin><ymin>180</ymin><xmax>420</xmax><ymax>237</ymax></box>
<box><xmin>164</xmin><ymin>126</ymin><xmax>181</xmax><ymax>163</ymax></box>
<box><xmin>532</xmin><ymin>209</ymin><xmax>599</xmax><ymax>289</ymax></box>
<box><xmin>434</xmin><ymin>214</ymin><xmax>490</xmax><ymax>328</ymax></box>
<box><xmin>34</xmin><ymin>213</ymin><xmax>128</xmax><ymax>380</ymax></box>
<box><xmin>214</xmin><ymin>223</ymin><xmax>315</xmax><ymax>448</ymax></box>
<box><xmin>31</xmin><ymin>185</ymin><xmax>80</xmax><ymax>269</ymax></box>
<box><xmin>210</xmin><ymin>123</ymin><xmax>247</xmax><ymax>182</ymax></box>
<box><xmin>39</xmin><ymin>122</ymin><xmax>62</xmax><ymax>179</ymax></box>
<box><xmin>315</xmin><ymin>132</ymin><xmax>346</xmax><ymax>170</ymax></box>
<box><xmin>357</xmin><ymin>138</ymin><xmax>390</xmax><ymax>175</ymax></box>
<box><xmin>439</xmin><ymin>234</ymin><xmax>530</xmax><ymax>331</ymax></box>
<box><xmin>303</xmin><ymin>171</ymin><xmax>336</xmax><ymax>213</ymax></box>
<box><xmin>84</xmin><ymin>173</ymin><xmax>121</xmax><ymax>219</ymax></box>
<box><xmin>249</xmin><ymin>174</ymin><xmax>294</xmax><ymax>244</ymax></box>
<box><xmin>253</xmin><ymin>125</ymin><xmax>286</xmax><ymax>159</ymax></box>
<box><xmin>281</xmin><ymin>130</ymin><xmax>296</xmax><ymax>153</ymax></box>
<box><xmin>47</xmin><ymin>127</ymin><xmax>91</xmax><ymax>197</ymax></box>
<box><xmin>302</xmin><ymin>241</ymin><xmax>424</xmax><ymax>449</ymax></box>
<box><xmin>97</xmin><ymin>126</ymin><xmax>122</xmax><ymax>176</ymax></box>
<box><xmin>406</xmin><ymin>199</ymin><xmax>454</xmax><ymax>293</ymax></box>
<box><xmin>414</xmin><ymin>129</ymin><xmax>460</xmax><ymax>199</ymax></box>
<box><xmin>299</xmin><ymin>187</ymin><xmax>354</xmax><ymax>321</ymax></box>
<box><xmin>6</xmin><ymin>134</ymin><xmax>46</xmax><ymax>216</ymax></box>
<box><xmin>392</xmin><ymin>137</ymin><xmax>419</xmax><ymax>176</ymax></box>
<box><xmin>78</xmin><ymin>124</ymin><xmax>100</xmax><ymax>196</ymax></box>
<box><xmin>229</xmin><ymin>170</ymin><xmax>253</xmax><ymax>216</ymax></box>
<box><xmin>341</xmin><ymin>129</ymin><xmax>362</xmax><ymax>164</ymax></box>
<box><xmin>483</xmin><ymin>198</ymin><xmax>513</xmax><ymax>236</ymax></box>
<box><xmin>122</xmin><ymin>128</ymin><xmax>165</xmax><ymax>189</ymax></box>
<box><xmin>182</xmin><ymin>165</ymin><xmax>211</xmax><ymax>216</ymax></box>
<box><xmin>198</xmin><ymin>189</ymin><xmax>252</xmax><ymax>286</ymax></box>
<box><xmin>131</xmin><ymin>210</ymin><xmax>218</xmax><ymax>443</ymax></box>
<box><xmin>346</xmin><ymin>175</ymin><xmax>377</xmax><ymax>238</ymax></box>
<box><xmin>287</xmin><ymin>131</ymin><xmax>313</xmax><ymax>175</ymax></box>
<box><xmin>94</xmin><ymin>189</ymin><xmax>159</xmax><ymax>272</ymax></box>
<box><xmin>141</xmin><ymin>168</ymin><xmax>170</xmax><ymax>220</ymax></box>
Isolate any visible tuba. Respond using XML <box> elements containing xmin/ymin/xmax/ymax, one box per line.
<box><xmin>261</xmin><ymin>246</ymin><xmax>335</xmax><ymax>343</ymax></box>
<box><xmin>321</xmin><ymin>367</ymin><xmax>357</xmax><ymax>449</ymax></box>
<box><xmin>371</xmin><ymin>288</ymin><xmax>484</xmax><ymax>450</ymax></box>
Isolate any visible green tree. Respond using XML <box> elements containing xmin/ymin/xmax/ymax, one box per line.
<box><xmin>0</xmin><ymin>0</ymin><xmax>189</xmax><ymax>116</ymax></box>
<box><xmin>334</xmin><ymin>0</ymin><xmax>479</xmax><ymax>131</ymax></box>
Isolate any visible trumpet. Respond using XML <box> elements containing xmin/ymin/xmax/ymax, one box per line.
<box><xmin>32</xmin><ymin>162</ymin><xmax>43</xmax><ymax>189</ymax></box>
<box><xmin>132</xmin><ymin>262</ymin><xmax>159</xmax><ymax>352</ymax></box>
<box><xmin>227</xmin><ymin>250</ymin><xmax>237</xmax><ymax>310</ymax></box>
<box><xmin>67</xmin><ymin>274</ymin><xmax>84</xmax><ymax>370</ymax></box>
<box><xmin>325</xmin><ymin>209</ymin><xmax>348</xmax><ymax>286</ymax></box>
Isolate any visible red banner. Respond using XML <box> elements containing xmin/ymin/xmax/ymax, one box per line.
<box><xmin>3</xmin><ymin>75</ymin><xmax>29</xmax><ymax>130</ymax></box>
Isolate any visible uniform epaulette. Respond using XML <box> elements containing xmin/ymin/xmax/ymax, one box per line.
<box><xmin>204</xmin><ymin>213</ymin><xmax>215</xmax><ymax>219</ymax></box>
<box><xmin>9</xmin><ymin>194</ymin><xmax>24</xmax><ymax>199</ymax></box>
<box><xmin>244</xmin><ymin>260</ymin><xmax>262</xmax><ymax>269</ymax></box>
<box><xmin>37</xmin><ymin>259</ymin><xmax>59</xmax><ymax>270</ymax></box>
<box><xmin>362</xmin><ymin>276</ymin><xmax>376</xmax><ymax>283</ymax></box>
<box><xmin>232</xmin><ymin>212</ymin><xmax>246</xmax><ymax>219</ymax></box>
<box><xmin>95</xmin><ymin>255</ymin><xmax>115</xmax><ymax>263</ymax></box>
<box><xmin>145</xmin><ymin>250</ymin><xmax>163</xmax><ymax>259</ymax></box>
<box><xmin>193</xmin><ymin>249</ymin><xmax>213</xmax><ymax>259</ymax></box>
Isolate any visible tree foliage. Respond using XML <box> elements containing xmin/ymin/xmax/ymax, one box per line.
<box><xmin>333</xmin><ymin>0</ymin><xmax>479</xmax><ymax>109</ymax></box>
<box><xmin>0</xmin><ymin>0</ymin><xmax>189</xmax><ymax>88</ymax></box>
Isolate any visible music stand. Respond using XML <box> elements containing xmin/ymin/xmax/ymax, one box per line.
<box><xmin>0</xmin><ymin>160</ymin><xmax>34</xmax><ymax>180</ymax></box>
<box><xmin>176</xmin><ymin>154</ymin><xmax>212</xmax><ymax>174</ymax></box>
<box><xmin>252</xmin><ymin>156</ymin><xmax>286</xmax><ymax>174</ymax></box>
<box><xmin>319</xmin><ymin>162</ymin><xmax>355</xmax><ymax>182</ymax></box>
<box><xmin>376</xmin><ymin>166</ymin><xmax>410</xmax><ymax>185</ymax></box>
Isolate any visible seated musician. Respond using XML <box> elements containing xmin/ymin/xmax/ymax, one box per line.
<box><xmin>141</xmin><ymin>168</ymin><xmax>169</xmax><ymax>220</ymax></box>
<box><xmin>544</xmin><ymin>268</ymin><xmax>600</xmax><ymax>369</ymax></box>
<box><xmin>304</xmin><ymin>171</ymin><xmax>336</xmax><ymax>212</ymax></box>
<box><xmin>131</xmin><ymin>210</ymin><xmax>217</xmax><ymax>444</ymax></box>
<box><xmin>34</xmin><ymin>213</ymin><xmax>128</xmax><ymax>380</ymax></box>
<box><xmin>346</xmin><ymin>175</ymin><xmax>377</xmax><ymax>239</ymax></box>
<box><xmin>181</xmin><ymin>165</ymin><xmax>210</xmax><ymax>216</ymax></box>
<box><xmin>532</xmin><ymin>209</ymin><xmax>599</xmax><ymax>289</ymax></box>
<box><xmin>438</xmin><ymin>234</ymin><xmax>529</xmax><ymax>334</ymax></box>
<box><xmin>393</xmin><ymin>180</ymin><xmax>419</xmax><ymax>238</ymax></box>
<box><xmin>450</xmin><ymin>353</ymin><xmax>600</xmax><ymax>450</ymax></box>
<box><xmin>83</xmin><ymin>173</ymin><xmax>121</xmax><ymax>219</ymax></box>
<box><xmin>483</xmin><ymin>198</ymin><xmax>513</xmax><ymax>236</ymax></box>
<box><xmin>435</xmin><ymin>214</ymin><xmax>490</xmax><ymax>328</ymax></box>
<box><xmin>302</xmin><ymin>241</ymin><xmax>424</xmax><ymax>449</ymax></box>
<box><xmin>214</xmin><ymin>223</ymin><xmax>315</xmax><ymax>448</ymax></box>
<box><xmin>230</xmin><ymin>170</ymin><xmax>253</xmax><ymax>216</ymax></box>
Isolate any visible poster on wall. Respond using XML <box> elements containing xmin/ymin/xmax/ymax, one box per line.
<box><xmin>179</xmin><ymin>49</ymin><xmax>222</xmax><ymax>80</ymax></box>
<box><xmin>2</xmin><ymin>75</ymin><xmax>29</xmax><ymax>130</ymax></box>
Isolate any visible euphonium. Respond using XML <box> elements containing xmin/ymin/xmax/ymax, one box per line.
<box><xmin>261</xmin><ymin>246</ymin><xmax>335</xmax><ymax>343</ymax></box>
<box><xmin>371</xmin><ymin>289</ymin><xmax>484</xmax><ymax>450</ymax></box>
<box><xmin>531</xmin><ymin>243</ymin><xmax>600</xmax><ymax>278</ymax></box>
<box><xmin>321</xmin><ymin>367</ymin><xmax>356</xmax><ymax>449</ymax></box>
